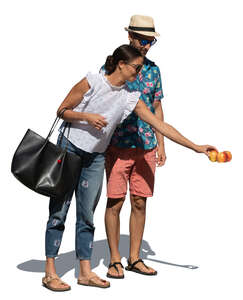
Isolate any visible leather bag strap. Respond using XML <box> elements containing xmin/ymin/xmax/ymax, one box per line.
<box><xmin>45</xmin><ymin>108</ymin><xmax>71</xmax><ymax>147</ymax></box>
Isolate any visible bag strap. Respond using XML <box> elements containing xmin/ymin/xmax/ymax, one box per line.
<box><xmin>58</xmin><ymin>121</ymin><xmax>71</xmax><ymax>149</ymax></box>
<box><xmin>46</xmin><ymin>108</ymin><xmax>70</xmax><ymax>141</ymax></box>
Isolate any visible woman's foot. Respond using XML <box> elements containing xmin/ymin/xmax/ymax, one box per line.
<box><xmin>77</xmin><ymin>272</ymin><xmax>110</xmax><ymax>288</ymax></box>
<box><xmin>42</xmin><ymin>273</ymin><xmax>71</xmax><ymax>292</ymax></box>
<box><xmin>107</xmin><ymin>262</ymin><xmax>124</xmax><ymax>279</ymax></box>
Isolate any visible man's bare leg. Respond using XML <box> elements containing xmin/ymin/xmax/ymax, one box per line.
<box><xmin>129</xmin><ymin>194</ymin><xmax>156</xmax><ymax>274</ymax></box>
<box><xmin>105</xmin><ymin>197</ymin><xmax>125</xmax><ymax>277</ymax></box>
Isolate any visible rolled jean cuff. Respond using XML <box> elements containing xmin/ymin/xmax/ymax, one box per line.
<box><xmin>45</xmin><ymin>254</ymin><xmax>58</xmax><ymax>258</ymax></box>
<box><xmin>76</xmin><ymin>255</ymin><xmax>91</xmax><ymax>260</ymax></box>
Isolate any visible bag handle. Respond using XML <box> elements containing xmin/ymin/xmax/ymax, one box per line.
<box><xmin>57</xmin><ymin>108</ymin><xmax>72</xmax><ymax>149</ymax></box>
<box><xmin>46</xmin><ymin>108</ymin><xmax>69</xmax><ymax>140</ymax></box>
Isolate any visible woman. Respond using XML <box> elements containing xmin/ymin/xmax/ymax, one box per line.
<box><xmin>43</xmin><ymin>44</ymin><xmax>216</xmax><ymax>291</ymax></box>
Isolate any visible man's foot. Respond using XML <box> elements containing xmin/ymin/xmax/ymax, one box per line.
<box><xmin>42</xmin><ymin>274</ymin><xmax>71</xmax><ymax>292</ymax></box>
<box><xmin>125</xmin><ymin>258</ymin><xmax>157</xmax><ymax>275</ymax></box>
<box><xmin>107</xmin><ymin>262</ymin><xmax>124</xmax><ymax>279</ymax></box>
<box><xmin>77</xmin><ymin>272</ymin><xmax>110</xmax><ymax>288</ymax></box>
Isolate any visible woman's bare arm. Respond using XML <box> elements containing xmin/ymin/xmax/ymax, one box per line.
<box><xmin>134</xmin><ymin>100</ymin><xmax>216</xmax><ymax>155</ymax></box>
<box><xmin>57</xmin><ymin>78</ymin><xmax>107</xmax><ymax>130</ymax></box>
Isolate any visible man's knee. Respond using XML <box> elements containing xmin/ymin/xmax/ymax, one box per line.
<box><xmin>131</xmin><ymin>195</ymin><xmax>147</xmax><ymax>212</ymax></box>
<box><xmin>106</xmin><ymin>197</ymin><xmax>125</xmax><ymax>215</ymax></box>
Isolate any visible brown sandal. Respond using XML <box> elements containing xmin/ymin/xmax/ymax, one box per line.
<box><xmin>77</xmin><ymin>272</ymin><xmax>110</xmax><ymax>289</ymax></box>
<box><xmin>42</xmin><ymin>274</ymin><xmax>71</xmax><ymax>292</ymax></box>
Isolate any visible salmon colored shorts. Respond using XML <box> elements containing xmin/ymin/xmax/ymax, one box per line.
<box><xmin>105</xmin><ymin>146</ymin><xmax>157</xmax><ymax>199</ymax></box>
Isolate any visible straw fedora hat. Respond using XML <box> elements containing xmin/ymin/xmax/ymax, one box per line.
<box><xmin>125</xmin><ymin>15</ymin><xmax>160</xmax><ymax>37</ymax></box>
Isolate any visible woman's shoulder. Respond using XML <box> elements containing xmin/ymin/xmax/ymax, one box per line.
<box><xmin>85</xmin><ymin>72</ymin><xmax>103</xmax><ymax>88</ymax></box>
<box><xmin>85</xmin><ymin>72</ymin><xmax>102</xmax><ymax>81</ymax></box>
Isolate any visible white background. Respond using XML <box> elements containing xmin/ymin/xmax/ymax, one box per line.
<box><xmin>1</xmin><ymin>0</ymin><xmax>242</xmax><ymax>299</ymax></box>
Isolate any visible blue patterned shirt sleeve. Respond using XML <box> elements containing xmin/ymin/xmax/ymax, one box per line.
<box><xmin>153</xmin><ymin>67</ymin><xmax>164</xmax><ymax>101</ymax></box>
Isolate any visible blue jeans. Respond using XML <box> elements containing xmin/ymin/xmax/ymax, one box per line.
<box><xmin>45</xmin><ymin>135</ymin><xmax>105</xmax><ymax>260</ymax></box>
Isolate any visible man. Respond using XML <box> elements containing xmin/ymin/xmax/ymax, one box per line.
<box><xmin>104</xmin><ymin>15</ymin><xmax>166</xmax><ymax>278</ymax></box>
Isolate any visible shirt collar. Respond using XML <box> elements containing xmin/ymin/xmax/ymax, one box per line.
<box><xmin>142</xmin><ymin>57</ymin><xmax>151</xmax><ymax>71</ymax></box>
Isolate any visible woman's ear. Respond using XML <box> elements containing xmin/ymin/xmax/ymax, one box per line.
<box><xmin>118</xmin><ymin>60</ymin><xmax>126</xmax><ymax>70</ymax></box>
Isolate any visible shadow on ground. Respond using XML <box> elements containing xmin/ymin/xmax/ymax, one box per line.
<box><xmin>17</xmin><ymin>234</ymin><xmax>198</xmax><ymax>278</ymax></box>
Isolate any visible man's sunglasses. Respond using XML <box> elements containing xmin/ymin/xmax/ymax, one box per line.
<box><xmin>132</xmin><ymin>34</ymin><xmax>157</xmax><ymax>47</ymax></box>
<box><xmin>127</xmin><ymin>63</ymin><xmax>143</xmax><ymax>73</ymax></box>
<box><xmin>139</xmin><ymin>38</ymin><xmax>157</xmax><ymax>47</ymax></box>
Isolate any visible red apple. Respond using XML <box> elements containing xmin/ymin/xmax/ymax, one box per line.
<box><xmin>217</xmin><ymin>152</ymin><xmax>227</xmax><ymax>163</ymax></box>
<box><xmin>223</xmin><ymin>151</ymin><xmax>232</xmax><ymax>162</ymax></box>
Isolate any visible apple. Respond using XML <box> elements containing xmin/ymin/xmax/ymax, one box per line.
<box><xmin>209</xmin><ymin>150</ymin><xmax>218</xmax><ymax>162</ymax></box>
<box><xmin>217</xmin><ymin>152</ymin><xmax>227</xmax><ymax>163</ymax></box>
<box><xmin>223</xmin><ymin>151</ymin><xmax>232</xmax><ymax>162</ymax></box>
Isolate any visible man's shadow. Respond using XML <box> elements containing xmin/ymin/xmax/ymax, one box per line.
<box><xmin>17</xmin><ymin>234</ymin><xmax>198</xmax><ymax>278</ymax></box>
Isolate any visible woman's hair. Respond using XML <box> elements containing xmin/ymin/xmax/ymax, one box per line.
<box><xmin>105</xmin><ymin>44</ymin><xmax>142</xmax><ymax>75</ymax></box>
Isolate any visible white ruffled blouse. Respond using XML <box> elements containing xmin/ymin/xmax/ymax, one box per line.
<box><xmin>62</xmin><ymin>72</ymin><xmax>140</xmax><ymax>153</ymax></box>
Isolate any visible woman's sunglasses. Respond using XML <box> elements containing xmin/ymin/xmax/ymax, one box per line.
<box><xmin>127</xmin><ymin>63</ymin><xmax>143</xmax><ymax>73</ymax></box>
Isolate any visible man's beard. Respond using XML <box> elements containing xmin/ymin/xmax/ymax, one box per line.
<box><xmin>140</xmin><ymin>48</ymin><xmax>148</xmax><ymax>56</ymax></box>
<box><xmin>130</xmin><ymin>41</ymin><xmax>147</xmax><ymax>57</ymax></box>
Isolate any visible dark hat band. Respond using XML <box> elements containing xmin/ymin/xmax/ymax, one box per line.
<box><xmin>128</xmin><ymin>26</ymin><xmax>155</xmax><ymax>32</ymax></box>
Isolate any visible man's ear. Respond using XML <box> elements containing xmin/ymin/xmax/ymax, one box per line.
<box><xmin>128</xmin><ymin>32</ymin><xmax>133</xmax><ymax>43</ymax></box>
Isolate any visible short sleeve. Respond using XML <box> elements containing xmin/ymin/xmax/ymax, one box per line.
<box><xmin>74</xmin><ymin>72</ymin><xmax>96</xmax><ymax>108</ymax></box>
<box><xmin>81</xmin><ymin>72</ymin><xmax>99</xmax><ymax>100</ymax></box>
<box><xmin>85</xmin><ymin>72</ymin><xmax>96</xmax><ymax>90</ymax></box>
<box><xmin>154</xmin><ymin>68</ymin><xmax>164</xmax><ymax>102</ymax></box>
<box><xmin>120</xmin><ymin>90</ymin><xmax>141</xmax><ymax>123</ymax></box>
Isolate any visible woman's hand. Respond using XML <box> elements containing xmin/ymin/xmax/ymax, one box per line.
<box><xmin>194</xmin><ymin>145</ymin><xmax>218</xmax><ymax>157</ymax></box>
<box><xmin>85</xmin><ymin>113</ymin><xmax>108</xmax><ymax>130</ymax></box>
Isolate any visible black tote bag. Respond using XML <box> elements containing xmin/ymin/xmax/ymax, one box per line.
<box><xmin>11</xmin><ymin>109</ymin><xmax>82</xmax><ymax>198</ymax></box>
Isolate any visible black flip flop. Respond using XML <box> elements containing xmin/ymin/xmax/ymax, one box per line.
<box><xmin>125</xmin><ymin>259</ymin><xmax>157</xmax><ymax>276</ymax></box>
<box><xmin>106</xmin><ymin>262</ymin><xmax>125</xmax><ymax>279</ymax></box>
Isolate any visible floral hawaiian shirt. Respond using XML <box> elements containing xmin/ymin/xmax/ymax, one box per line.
<box><xmin>108</xmin><ymin>57</ymin><xmax>164</xmax><ymax>150</ymax></box>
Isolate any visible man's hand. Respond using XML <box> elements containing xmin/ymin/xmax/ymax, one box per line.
<box><xmin>85</xmin><ymin>113</ymin><xmax>108</xmax><ymax>130</ymax></box>
<box><xmin>156</xmin><ymin>144</ymin><xmax>166</xmax><ymax>167</ymax></box>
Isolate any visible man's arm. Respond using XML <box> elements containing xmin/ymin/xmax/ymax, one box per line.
<box><xmin>153</xmin><ymin>100</ymin><xmax>166</xmax><ymax>166</ymax></box>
